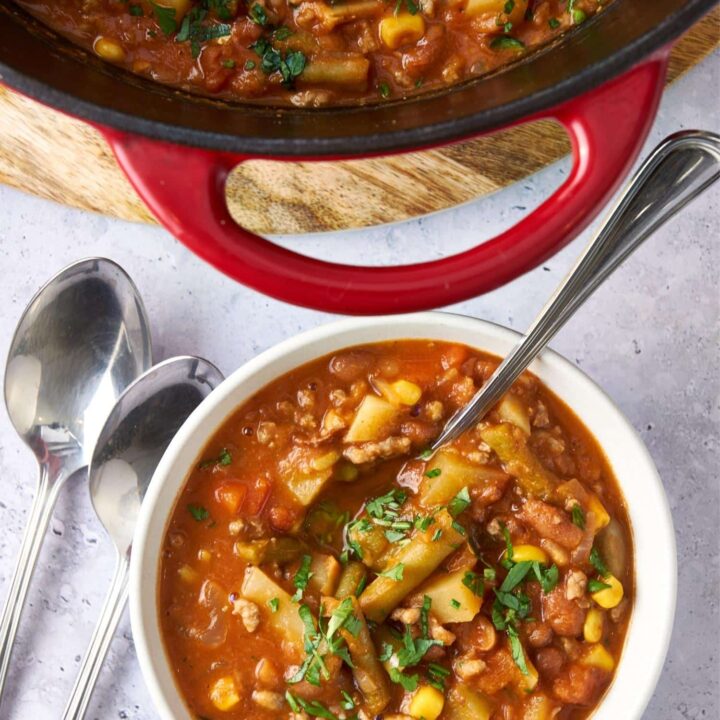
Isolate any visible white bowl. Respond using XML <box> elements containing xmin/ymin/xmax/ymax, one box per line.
<box><xmin>130</xmin><ymin>312</ymin><xmax>676</xmax><ymax>720</ymax></box>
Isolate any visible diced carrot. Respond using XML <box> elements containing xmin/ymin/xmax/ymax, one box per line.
<box><xmin>215</xmin><ymin>482</ymin><xmax>247</xmax><ymax>514</ymax></box>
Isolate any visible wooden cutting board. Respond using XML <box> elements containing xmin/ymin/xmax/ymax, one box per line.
<box><xmin>0</xmin><ymin>8</ymin><xmax>717</xmax><ymax>235</ymax></box>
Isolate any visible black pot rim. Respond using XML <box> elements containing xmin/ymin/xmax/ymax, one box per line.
<box><xmin>0</xmin><ymin>0</ymin><xmax>716</xmax><ymax>156</ymax></box>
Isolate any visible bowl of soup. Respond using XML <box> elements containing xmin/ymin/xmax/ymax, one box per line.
<box><xmin>129</xmin><ymin>312</ymin><xmax>675</xmax><ymax>719</ymax></box>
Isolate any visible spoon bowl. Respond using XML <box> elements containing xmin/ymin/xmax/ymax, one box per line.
<box><xmin>62</xmin><ymin>355</ymin><xmax>224</xmax><ymax>720</ymax></box>
<box><xmin>0</xmin><ymin>258</ymin><xmax>152</xmax><ymax>706</ymax></box>
<box><xmin>5</xmin><ymin>257</ymin><xmax>152</xmax><ymax>472</ymax></box>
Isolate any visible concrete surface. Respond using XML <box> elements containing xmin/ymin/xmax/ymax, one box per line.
<box><xmin>0</xmin><ymin>50</ymin><xmax>717</xmax><ymax>720</ymax></box>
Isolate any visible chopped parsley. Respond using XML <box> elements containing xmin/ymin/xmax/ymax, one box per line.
<box><xmin>129</xmin><ymin>4</ymin><xmax>144</xmax><ymax>16</ymax></box>
<box><xmin>448</xmin><ymin>486</ymin><xmax>471</xmax><ymax>517</ymax></box>
<box><xmin>150</xmin><ymin>2</ymin><xmax>176</xmax><ymax>35</ymax></box>
<box><xmin>389</xmin><ymin>667</ymin><xmax>419</xmax><ymax>692</ymax></box>
<box><xmin>425</xmin><ymin>467</ymin><xmax>442</xmax><ymax>479</ymax></box>
<box><xmin>500</xmin><ymin>560</ymin><xmax>533</xmax><ymax>592</ymax></box>
<box><xmin>489</xmin><ymin>527</ymin><xmax>559</xmax><ymax>675</ymax></box>
<box><xmin>198</xmin><ymin>447</ymin><xmax>232</xmax><ymax>468</ymax></box>
<box><xmin>590</xmin><ymin>546</ymin><xmax>610</xmax><ymax>577</ymax></box>
<box><xmin>484</xmin><ymin>567</ymin><xmax>497</xmax><ymax>582</ymax></box>
<box><xmin>431</xmin><ymin>528</ymin><xmax>443</xmax><ymax>542</ymax></box>
<box><xmin>490</xmin><ymin>36</ymin><xmax>525</xmax><ymax>51</ymax></box>
<box><xmin>504</xmin><ymin>0</ymin><xmax>515</xmax><ymax>11</ymax></box>
<box><xmin>187</xmin><ymin>504</ymin><xmax>209</xmax><ymax>522</ymax></box>
<box><xmin>549</xmin><ymin>17</ymin><xmax>561</xmax><ymax>28</ymax></box>
<box><xmin>532</xmin><ymin>561</ymin><xmax>559</xmax><ymax>594</ymax></box>
<box><xmin>244</xmin><ymin>59</ymin><xmax>256</xmax><ymax>70</ymax></box>
<box><xmin>419</xmin><ymin>447</ymin><xmax>433</xmax><ymax>460</ymax></box>
<box><xmin>428</xmin><ymin>662</ymin><xmax>451</xmax><ymax>691</ymax></box>
<box><xmin>249</xmin><ymin>2</ymin><xmax>267</xmax><ymax>25</ymax></box>
<box><xmin>340</xmin><ymin>690</ymin><xmax>355</xmax><ymax>711</ymax></box>
<box><xmin>462</xmin><ymin>571</ymin><xmax>484</xmax><ymax>597</ymax></box>
<box><xmin>222</xmin><ymin>59</ymin><xmax>236</xmax><ymax>68</ymax></box>
<box><xmin>176</xmin><ymin>5</ymin><xmax>232</xmax><ymax>59</ymax></box>
<box><xmin>394</xmin><ymin>0</ymin><xmax>419</xmax><ymax>15</ymax></box>
<box><xmin>250</xmin><ymin>37</ymin><xmax>306</xmax><ymax>86</ymax></box>
<box><xmin>507</xmin><ymin>623</ymin><xmax>530</xmax><ymax>676</ymax></box>
<box><xmin>450</xmin><ymin>598</ymin><xmax>461</xmax><ymax>609</ymax></box>
<box><xmin>285</xmin><ymin>693</ymin><xmax>339</xmax><ymax>720</ymax></box>
<box><xmin>274</xmin><ymin>25</ymin><xmax>294</xmax><ymax>40</ymax></box>
<box><xmin>588</xmin><ymin>578</ymin><xmax>612</xmax><ymax>593</ymax></box>
<box><xmin>379</xmin><ymin>563</ymin><xmax>405</xmax><ymax>582</ymax></box>
<box><xmin>378</xmin><ymin>82</ymin><xmax>391</xmax><ymax>99</ymax></box>
<box><xmin>268</xmin><ymin>597</ymin><xmax>280</xmax><ymax>613</ymax></box>
<box><xmin>326</xmin><ymin>597</ymin><xmax>355</xmax><ymax>640</ymax></box>
<box><xmin>571</xmin><ymin>504</ymin><xmax>586</xmax><ymax>529</ymax></box>
<box><xmin>367</xmin><ymin>489</ymin><xmax>407</xmax><ymax>520</ymax></box>
<box><xmin>292</xmin><ymin>555</ymin><xmax>313</xmax><ymax>602</ymax></box>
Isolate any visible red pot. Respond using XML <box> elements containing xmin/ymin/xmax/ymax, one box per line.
<box><xmin>0</xmin><ymin>0</ymin><xmax>715</xmax><ymax>313</ymax></box>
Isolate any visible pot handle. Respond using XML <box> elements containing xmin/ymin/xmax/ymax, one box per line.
<box><xmin>102</xmin><ymin>53</ymin><xmax>668</xmax><ymax>315</ymax></box>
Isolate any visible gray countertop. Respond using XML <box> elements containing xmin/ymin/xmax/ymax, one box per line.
<box><xmin>0</xmin><ymin>51</ymin><xmax>717</xmax><ymax>720</ymax></box>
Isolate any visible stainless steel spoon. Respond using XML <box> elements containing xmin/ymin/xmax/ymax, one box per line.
<box><xmin>0</xmin><ymin>258</ymin><xmax>152</xmax><ymax>703</ymax></box>
<box><xmin>433</xmin><ymin>130</ymin><xmax>720</xmax><ymax>449</ymax></box>
<box><xmin>61</xmin><ymin>355</ymin><xmax>224</xmax><ymax>720</ymax></box>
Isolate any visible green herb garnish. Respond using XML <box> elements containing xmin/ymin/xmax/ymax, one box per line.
<box><xmin>588</xmin><ymin>579</ymin><xmax>612</xmax><ymax>593</ymax></box>
<box><xmin>571</xmin><ymin>504</ymin><xmax>586</xmax><ymax>529</ymax></box>
<box><xmin>379</xmin><ymin>563</ymin><xmax>405</xmax><ymax>582</ymax></box>
<box><xmin>490</xmin><ymin>36</ymin><xmax>525</xmax><ymax>51</ymax></box>
<box><xmin>150</xmin><ymin>2</ymin><xmax>176</xmax><ymax>35</ymax></box>
<box><xmin>292</xmin><ymin>555</ymin><xmax>313</xmax><ymax>602</ymax></box>
<box><xmin>448</xmin><ymin>486</ymin><xmax>471</xmax><ymax>517</ymax></box>
<box><xmin>187</xmin><ymin>504</ymin><xmax>209</xmax><ymax>521</ymax></box>
<box><xmin>462</xmin><ymin>571</ymin><xmax>484</xmax><ymax>597</ymax></box>
<box><xmin>590</xmin><ymin>547</ymin><xmax>610</xmax><ymax>577</ymax></box>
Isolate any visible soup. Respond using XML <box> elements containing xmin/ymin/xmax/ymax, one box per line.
<box><xmin>159</xmin><ymin>340</ymin><xmax>633</xmax><ymax>719</ymax></box>
<box><xmin>17</xmin><ymin>0</ymin><xmax>609</xmax><ymax>105</ymax></box>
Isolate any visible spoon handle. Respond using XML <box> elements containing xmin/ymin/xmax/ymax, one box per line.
<box><xmin>0</xmin><ymin>465</ymin><xmax>64</xmax><ymax>700</ymax></box>
<box><xmin>62</xmin><ymin>551</ymin><xmax>130</xmax><ymax>720</ymax></box>
<box><xmin>433</xmin><ymin>130</ymin><xmax>720</xmax><ymax>448</ymax></box>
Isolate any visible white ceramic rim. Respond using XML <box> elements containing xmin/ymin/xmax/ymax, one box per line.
<box><xmin>130</xmin><ymin>311</ymin><xmax>677</xmax><ymax>720</ymax></box>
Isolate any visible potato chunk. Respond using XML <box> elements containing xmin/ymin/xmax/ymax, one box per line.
<box><xmin>345</xmin><ymin>394</ymin><xmax>399</xmax><ymax>442</ymax></box>
<box><xmin>413</xmin><ymin>569</ymin><xmax>482</xmax><ymax>624</ymax></box>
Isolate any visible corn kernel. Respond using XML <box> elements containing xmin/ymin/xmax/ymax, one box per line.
<box><xmin>311</xmin><ymin>450</ymin><xmax>340</xmax><ymax>471</ymax></box>
<box><xmin>94</xmin><ymin>37</ymin><xmax>125</xmax><ymax>63</ymax></box>
<box><xmin>409</xmin><ymin>685</ymin><xmax>445</xmax><ymax>720</ymax></box>
<box><xmin>583</xmin><ymin>607</ymin><xmax>604</xmax><ymax>643</ymax></box>
<box><xmin>588</xmin><ymin>494</ymin><xmax>610</xmax><ymax>529</ymax></box>
<box><xmin>580</xmin><ymin>643</ymin><xmax>615</xmax><ymax>672</ymax></box>
<box><xmin>591</xmin><ymin>573</ymin><xmax>624</xmax><ymax>609</ymax></box>
<box><xmin>209</xmin><ymin>675</ymin><xmax>241</xmax><ymax>711</ymax></box>
<box><xmin>522</xmin><ymin>693</ymin><xmax>555</xmax><ymax>720</ymax></box>
<box><xmin>337</xmin><ymin>462</ymin><xmax>359</xmax><ymax>482</ymax></box>
<box><xmin>379</xmin><ymin>14</ymin><xmax>426</xmax><ymax>50</ymax></box>
<box><xmin>505</xmin><ymin>544</ymin><xmax>548</xmax><ymax>564</ymax></box>
<box><xmin>391</xmin><ymin>379</ymin><xmax>423</xmax><ymax>405</ymax></box>
<box><xmin>197</xmin><ymin>549</ymin><xmax>212</xmax><ymax>563</ymax></box>
<box><xmin>177</xmin><ymin>564</ymin><xmax>198</xmax><ymax>583</ymax></box>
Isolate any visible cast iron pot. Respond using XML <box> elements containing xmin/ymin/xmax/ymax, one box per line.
<box><xmin>0</xmin><ymin>0</ymin><xmax>716</xmax><ymax>313</ymax></box>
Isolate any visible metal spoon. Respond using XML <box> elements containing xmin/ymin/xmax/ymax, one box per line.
<box><xmin>433</xmin><ymin>130</ymin><xmax>720</xmax><ymax>449</ymax></box>
<box><xmin>0</xmin><ymin>258</ymin><xmax>152</xmax><ymax>703</ymax></box>
<box><xmin>61</xmin><ymin>355</ymin><xmax>224</xmax><ymax>720</ymax></box>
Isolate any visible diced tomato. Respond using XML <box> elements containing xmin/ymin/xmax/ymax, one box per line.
<box><xmin>244</xmin><ymin>476</ymin><xmax>271</xmax><ymax>516</ymax></box>
<box><xmin>441</xmin><ymin>344</ymin><xmax>469</xmax><ymax>370</ymax></box>
<box><xmin>214</xmin><ymin>483</ymin><xmax>247</xmax><ymax>515</ymax></box>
